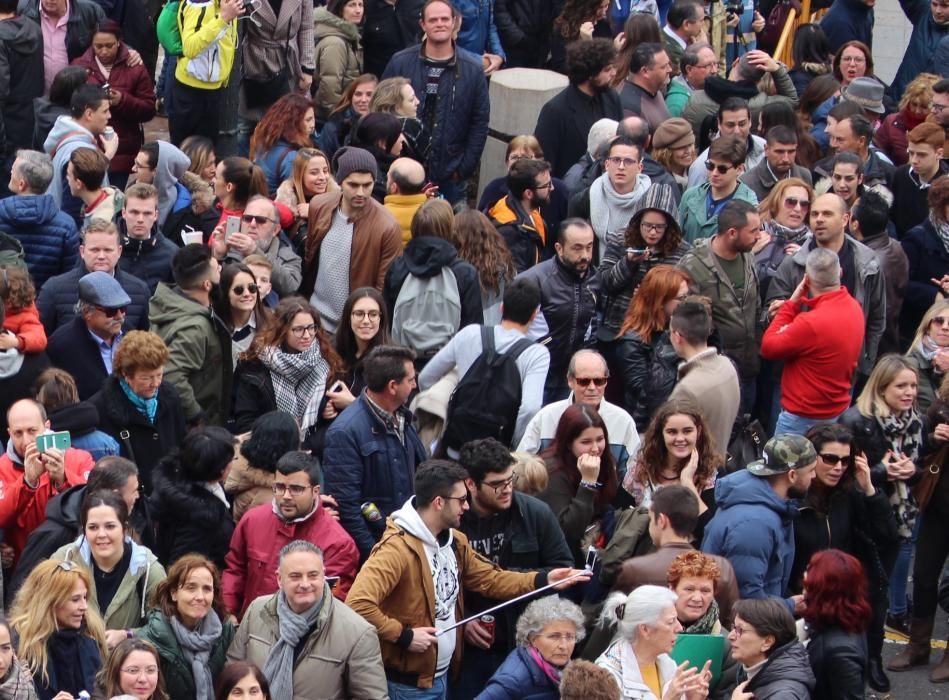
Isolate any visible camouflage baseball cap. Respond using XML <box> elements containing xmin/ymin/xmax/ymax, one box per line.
<box><xmin>747</xmin><ymin>434</ymin><xmax>818</xmax><ymax>476</ymax></box>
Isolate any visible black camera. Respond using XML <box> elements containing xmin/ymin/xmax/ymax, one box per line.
<box><xmin>725</xmin><ymin>0</ymin><xmax>745</xmax><ymax>20</ymax></box>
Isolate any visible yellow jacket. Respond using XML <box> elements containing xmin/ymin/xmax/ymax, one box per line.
<box><xmin>175</xmin><ymin>0</ymin><xmax>238</xmax><ymax>90</ymax></box>
<box><xmin>384</xmin><ymin>192</ymin><xmax>428</xmax><ymax>248</ymax></box>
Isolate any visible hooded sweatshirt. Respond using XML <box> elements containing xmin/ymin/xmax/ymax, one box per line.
<box><xmin>43</xmin><ymin>115</ymin><xmax>104</xmax><ymax>221</ymax></box>
<box><xmin>391</xmin><ymin>497</ymin><xmax>459</xmax><ymax>678</ymax></box>
<box><xmin>153</xmin><ymin>142</ymin><xmax>191</xmax><ymax>225</ymax></box>
<box><xmin>0</xmin><ymin>15</ymin><xmax>44</xmax><ymax>153</ymax></box>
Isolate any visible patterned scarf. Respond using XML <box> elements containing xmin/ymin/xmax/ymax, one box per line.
<box><xmin>259</xmin><ymin>342</ymin><xmax>330</xmax><ymax>431</ymax></box>
<box><xmin>929</xmin><ymin>210</ymin><xmax>949</xmax><ymax>256</ymax></box>
<box><xmin>682</xmin><ymin>598</ymin><xmax>720</xmax><ymax>635</ymax></box>
<box><xmin>765</xmin><ymin>219</ymin><xmax>810</xmax><ymax>247</ymax></box>
<box><xmin>877</xmin><ymin>409</ymin><xmax>923</xmax><ymax>539</ymax></box>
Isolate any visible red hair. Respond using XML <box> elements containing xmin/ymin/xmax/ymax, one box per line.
<box><xmin>249</xmin><ymin>94</ymin><xmax>315</xmax><ymax>160</ymax></box>
<box><xmin>619</xmin><ymin>265</ymin><xmax>692</xmax><ymax>342</ymax></box>
<box><xmin>542</xmin><ymin>404</ymin><xmax>618</xmax><ymax>510</ymax></box>
<box><xmin>803</xmin><ymin>549</ymin><xmax>871</xmax><ymax>634</ymax></box>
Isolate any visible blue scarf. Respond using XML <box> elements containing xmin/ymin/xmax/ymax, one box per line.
<box><xmin>119</xmin><ymin>378</ymin><xmax>158</xmax><ymax>423</ymax></box>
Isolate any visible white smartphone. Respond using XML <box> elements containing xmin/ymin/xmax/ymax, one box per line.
<box><xmin>225</xmin><ymin>215</ymin><xmax>241</xmax><ymax>240</ymax></box>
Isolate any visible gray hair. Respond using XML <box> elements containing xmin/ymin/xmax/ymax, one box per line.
<box><xmin>14</xmin><ymin>150</ymin><xmax>54</xmax><ymax>193</ymax></box>
<box><xmin>805</xmin><ymin>247</ymin><xmax>841</xmax><ymax>292</ymax></box>
<box><xmin>515</xmin><ymin>595</ymin><xmax>586</xmax><ymax>646</ymax></box>
<box><xmin>680</xmin><ymin>41</ymin><xmax>712</xmax><ymax>74</ymax></box>
<box><xmin>587</xmin><ymin>118</ymin><xmax>619</xmax><ymax>158</ymax></box>
<box><xmin>567</xmin><ymin>349</ymin><xmax>609</xmax><ymax>378</ymax></box>
<box><xmin>278</xmin><ymin>540</ymin><xmax>324</xmax><ymax>566</ymax></box>
<box><xmin>598</xmin><ymin>586</ymin><xmax>678</xmax><ymax>642</ymax></box>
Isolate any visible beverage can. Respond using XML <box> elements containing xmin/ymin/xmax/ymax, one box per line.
<box><xmin>480</xmin><ymin>614</ymin><xmax>496</xmax><ymax>645</ymax></box>
<box><xmin>360</xmin><ymin>502</ymin><xmax>382</xmax><ymax>522</ymax></box>
<box><xmin>102</xmin><ymin>127</ymin><xmax>115</xmax><ymax>141</ymax></box>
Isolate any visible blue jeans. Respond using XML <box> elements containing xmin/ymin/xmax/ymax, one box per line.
<box><xmin>388</xmin><ymin>675</ymin><xmax>447</xmax><ymax>700</ymax></box>
<box><xmin>889</xmin><ymin>519</ymin><xmax>920</xmax><ymax>616</ymax></box>
<box><xmin>774</xmin><ymin>410</ymin><xmax>841</xmax><ymax>437</ymax></box>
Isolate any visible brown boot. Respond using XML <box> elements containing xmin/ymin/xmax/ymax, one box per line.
<box><xmin>888</xmin><ymin>617</ymin><xmax>934</xmax><ymax>671</ymax></box>
<box><xmin>931</xmin><ymin>649</ymin><xmax>949</xmax><ymax>683</ymax></box>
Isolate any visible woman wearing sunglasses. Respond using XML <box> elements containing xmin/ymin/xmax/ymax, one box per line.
<box><xmin>906</xmin><ymin>299</ymin><xmax>949</xmax><ymax>413</ymax></box>
<box><xmin>213</xmin><ymin>264</ymin><xmax>271</xmax><ymax>369</ymax></box>
<box><xmin>9</xmin><ymin>558</ymin><xmax>107</xmax><ymax>700</ymax></box>
<box><xmin>754</xmin><ymin>178</ymin><xmax>814</xmax><ymax>300</ymax></box>
<box><xmin>231</xmin><ymin>297</ymin><xmax>343</xmax><ymax>448</ymax></box>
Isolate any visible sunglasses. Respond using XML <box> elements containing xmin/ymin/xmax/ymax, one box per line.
<box><xmin>231</xmin><ymin>283</ymin><xmax>259</xmax><ymax>296</ymax></box>
<box><xmin>96</xmin><ymin>305</ymin><xmax>127</xmax><ymax>318</ymax></box>
<box><xmin>783</xmin><ymin>197</ymin><xmax>809</xmax><ymax>210</ymax></box>
<box><xmin>574</xmin><ymin>377</ymin><xmax>608</xmax><ymax>387</ymax></box>
<box><xmin>705</xmin><ymin>161</ymin><xmax>736</xmax><ymax>174</ymax></box>
<box><xmin>241</xmin><ymin>214</ymin><xmax>273</xmax><ymax>225</ymax></box>
<box><xmin>932</xmin><ymin>316</ymin><xmax>949</xmax><ymax>327</ymax></box>
<box><xmin>818</xmin><ymin>453</ymin><xmax>849</xmax><ymax>466</ymax></box>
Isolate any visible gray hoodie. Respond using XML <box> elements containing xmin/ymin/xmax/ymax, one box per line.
<box><xmin>154</xmin><ymin>141</ymin><xmax>191</xmax><ymax>225</ymax></box>
<box><xmin>391</xmin><ymin>497</ymin><xmax>459</xmax><ymax>678</ymax></box>
<box><xmin>43</xmin><ymin>115</ymin><xmax>100</xmax><ymax>207</ymax></box>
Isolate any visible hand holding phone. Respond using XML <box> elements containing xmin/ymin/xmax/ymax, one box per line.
<box><xmin>225</xmin><ymin>215</ymin><xmax>242</xmax><ymax>241</ymax></box>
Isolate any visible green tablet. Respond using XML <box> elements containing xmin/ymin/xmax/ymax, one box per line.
<box><xmin>670</xmin><ymin>633</ymin><xmax>726</xmax><ymax>686</ymax></box>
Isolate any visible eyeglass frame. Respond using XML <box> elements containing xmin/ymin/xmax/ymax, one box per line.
<box><xmin>288</xmin><ymin>323</ymin><xmax>318</xmax><ymax>338</ymax></box>
<box><xmin>272</xmin><ymin>482</ymin><xmax>312</xmax><ymax>496</ymax></box>
<box><xmin>481</xmin><ymin>474</ymin><xmax>519</xmax><ymax>494</ymax></box>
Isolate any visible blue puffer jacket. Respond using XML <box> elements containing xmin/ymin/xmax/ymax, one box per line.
<box><xmin>475</xmin><ymin>646</ymin><xmax>559</xmax><ymax>699</ymax></box>
<box><xmin>701</xmin><ymin>469</ymin><xmax>797</xmax><ymax>604</ymax></box>
<box><xmin>322</xmin><ymin>394</ymin><xmax>426</xmax><ymax>559</ymax></box>
<box><xmin>820</xmin><ymin>0</ymin><xmax>874</xmax><ymax>52</ymax></box>
<box><xmin>383</xmin><ymin>42</ymin><xmax>489</xmax><ymax>183</ymax></box>
<box><xmin>0</xmin><ymin>194</ymin><xmax>79</xmax><ymax>290</ymax></box>
<box><xmin>455</xmin><ymin>0</ymin><xmax>504</xmax><ymax>57</ymax></box>
<box><xmin>891</xmin><ymin>0</ymin><xmax>949</xmax><ymax>99</ymax></box>
<box><xmin>37</xmin><ymin>263</ymin><xmax>151</xmax><ymax>336</ymax></box>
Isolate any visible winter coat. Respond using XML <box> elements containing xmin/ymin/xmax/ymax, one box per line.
<box><xmin>902</xmin><ymin>219</ymin><xmax>949</xmax><ymax>337</ymax></box>
<box><xmin>52</xmin><ymin>536</ymin><xmax>165</xmax><ymax>630</ymax></box>
<box><xmin>478</xmin><ymin>176</ymin><xmax>569</xmax><ymax>250</ymax></box>
<box><xmin>362</xmin><ymin>0</ymin><xmax>424</xmax><ymax>79</ymax></box>
<box><xmin>230</xmin><ymin>358</ymin><xmax>278</xmax><ymax>434</ymax></box>
<box><xmin>666</xmin><ymin>75</ymin><xmax>692</xmax><ymax>118</ymax></box>
<box><xmin>383</xmin><ymin>41</ymin><xmax>489</xmax><ymax>183</ymax></box>
<box><xmin>137</xmin><ymin>608</ymin><xmax>235</xmax><ymax>700</ymax></box>
<box><xmin>47</xmin><ymin>401</ymin><xmax>119</xmax><ymax>462</ymax></box>
<box><xmin>489</xmin><ymin>194</ymin><xmax>549</xmax><ymax>273</ymax></box>
<box><xmin>149</xmin><ymin>458</ymin><xmax>235</xmax><ymax>569</ymax></box>
<box><xmin>494</xmin><ymin>0</ymin><xmax>555</xmax><ymax>65</ymax></box>
<box><xmin>346</xmin><ymin>509</ymin><xmax>541</xmax><ymax>689</ymax></box>
<box><xmin>2</xmin><ymin>304</ymin><xmax>45</xmax><ymax>354</ymax></box>
<box><xmin>174</xmin><ymin>0</ymin><xmax>237</xmax><ymax>90</ymax></box>
<box><xmin>31</xmin><ymin>98</ymin><xmax>67</xmax><ymax>152</ymax></box>
<box><xmin>162</xmin><ymin>171</ymin><xmax>219</xmax><ymax>245</ymax></box>
<box><xmin>456</xmin><ymin>0</ymin><xmax>504</xmax><ymax>57</ymax></box>
<box><xmin>476</xmin><ymin>645</ymin><xmax>558</xmax><ymax>699</ymax></box>
<box><xmin>322</xmin><ymin>394</ymin><xmax>426</xmax><ymax>559</ymax></box>
<box><xmin>0</xmin><ymin>352</ymin><xmax>50</xmax><ymax>439</ymax></box>
<box><xmin>812</xmin><ymin>147</ymin><xmax>895</xmax><ymax>189</ymax></box>
<box><xmin>670</xmin><ymin>349</ymin><xmax>741</xmax><ymax>457</ymax></box>
<box><xmin>874</xmin><ymin>110</ymin><xmax>915</xmax><ymax>168</ymax></box>
<box><xmin>534</xmin><ymin>84</ymin><xmax>624</xmax><ymax>179</ymax></box>
<box><xmin>88</xmin><ymin>376</ymin><xmax>187</xmax><ymax>492</ymax></box>
<box><xmin>861</xmin><ymin>230</ymin><xmax>909</xmax><ymax>356</ymax></box>
<box><xmin>253</xmin><ymin>141</ymin><xmax>298</xmax><ymax>195</ymax></box>
<box><xmin>890</xmin><ymin>162</ymin><xmax>949</xmax><ymax>239</ymax></box>
<box><xmin>151</xmin><ymin>141</ymin><xmax>190</xmax><ymax>225</ymax></box>
<box><xmin>678</xmin><ymin>181</ymin><xmax>759</xmax><ymax>244</ymax></box>
<box><xmin>837</xmin><ymin>406</ymin><xmax>927</xmax><ymax>491</ymax></box>
<box><xmin>596</xmin><ymin>639</ymin><xmax>680</xmax><ymax>700</ymax></box>
<box><xmin>45</xmin><ymin>317</ymin><xmax>114</xmax><ymax>400</ymax></box>
<box><xmin>117</xmin><ymin>220</ymin><xmax>177</xmax><ymax>293</ymax></box>
<box><xmin>701</xmin><ymin>469</ymin><xmax>797</xmax><ymax>601</ymax></box>
<box><xmin>614</xmin><ymin>329</ymin><xmax>679</xmax><ymax>426</ymax></box>
<box><xmin>806</xmin><ymin>626</ymin><xmax>867</xmax><ymax>700</ymax></box>
<box><xmin>71</xmin><ymin>42</ymin><xmax>156</xmax><ymax>174</ymax></box>
<box><xmin>677</xmin><ymin>238</ymin><xmax>761</xmax><ymax>380</ymax></box>
<box><xmin>739</xmin><ymin>160</ymin><xmax>813</xmax><ymax>203</ymax></box>
<box><xmin>517</xmin><ymin>255</ymin><xmax>599</xmax><ymax>381</ymax></box>
<box><xmin>0</xmin><ymin>194</ymin><xmax>79</xmax><ymax>290</ymax></box>
<box><xmin>222</xmin><ymin>499</ymin><xmax>359</xmax><ymax>617</ymax></box>
<box><xmin>733</xmin><ymin>641</ymin><xmax>815</xmax><ymax>700</ymax></box>
<box><xmin>313</xmin><ymin>9</ymin><xmax>363</xmax><ymax>120</ymax></box>
<box><xmin>907</xmin><ymin>346</ymin><xmax>942</xmax><ymax>414</ymax></box>
<box><xmin>148</xmin><ymin>282</ymin><xmax>232</xmax><ymax>425</ymax></box>
<box><xmin>383</xmin><ymin>236</ymin><xmax>484</xmax><ymax>337</ymax></box>
<box><xmin>37</xmin><ymin>264</ymin><xmax>150</xmax><ymax>336</ymax></box>
<box><xmin>42</xmin><ymin>115</ymin><xmax>100</xmax><ymax>224</ymax></box>
<box><xmin>892</xmin><ymin>0</ymin><xmax>949</xmax><ymax>99</ymax></box>
<box><xmin>227</xmin><ymin>588</ymin><xmax>387</xmax><ymax>699</ymax></box>
<box><xmin>820</xmin><ymin>0</ymin><xmax>875</xmax><ymax>53</ymax></box>
<box><xmin>31</xmin><ymin>633</ymin><xmax>100</xmax><ymax>700</ymax></box>
<box><xmin>767</xmin><ymin>235</ymin><xmax>886</xmax><ymax>376</ymax></box>
<box><xmin>18</xmin><ymin>0</ymin><xmax>104</xmax><ymax>63</ymax></box>
<box><xmin>0</xmin><ymin>15</ymin><xmax>43</xmax><ymax>154</ymax></box>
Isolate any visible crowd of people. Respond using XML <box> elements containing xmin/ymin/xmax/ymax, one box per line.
<box><xmin>1</xmin><ymin>0</ymin><xmax>949</xmax><ymax>698</ymax></box>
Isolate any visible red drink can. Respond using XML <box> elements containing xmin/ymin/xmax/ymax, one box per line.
<box><xmin>480</xmin><ymin>615</ymin><xmax>496</xmax><ymax>645</ymax></box>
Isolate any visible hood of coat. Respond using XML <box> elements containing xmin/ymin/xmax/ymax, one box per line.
<box><xmin>0</xmin><ymin>15</ymin><xmax>42</xmax><ymax>55</ymax></box>
<box><xmin>714</xmin><ymin>468</ymin><xmax>797</xmax><ymax>519</ymax></box>
<box><xmin>44</xmin><ymin>483</ymin><xmax>88</xmax><ymax>530</ymax></box>
<box><xmin>747</xmin><ymin>641</ymin><xmax>816</xmax><ymax>693</ymax></box>
<box><xmin>151</xmin><ymin>457</ymin><xmax>223</xmax><ymax>518</ymax></box>
<box><xmin>0</xmin><ymin>192</ymin><xmax>67</xmax><ymax>225</ymax></box>
<box><xmin>48</xmin><ymin>401</ymin><xmax>102</xmax><ymax>437</ymax></box>
<box><xmin>178</xmin><ymin>171</ymin><xmax>215</xmax><ymax>215</ymax></box>
<box><xmin>627</xmin><ymin>182</ymin><xmax>683</xmax><ymax>241</ymax></box>
<box><xmin>43</xmin><ymin>115</ymin><xmax>96</xmax><ymax>155</ymax></box>
<box><xmin>392</xmin><ymin>496</ymin><xmax>453</xmax><ymax>550</ymax></box>
<box><xmin>149</xmin><ymin>282</ymin><xmax>212</xmax><ymax>328</ymax></box>
<box><xmin>68</xmin><ymin>532</ymin><xmax>154</xmax><ymax>577</ymax></box>
<box><xmin>313</xmin><ymin>8</ymin><xmax>360</xmax><ymax>42</ymax></box>
<box><xmin>155</xmin><ymin>142</ymin><xmax>192</xmax><ymax>222</ymax></box>
<box><xmin>401</xmin><ymin>237</ymin><xmax>460</xmax><ymax>277</ymax></box>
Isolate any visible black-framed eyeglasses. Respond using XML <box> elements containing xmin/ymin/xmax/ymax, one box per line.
<box><xmin>232</xmin><ymin>283</ymin><xmax>259</xmax><ymax>296</ymax></box>
<box><xmin>705</xmin><ymin>161</ymin><xmax>736</xmax><ymax>174</ymax></box>
<box><xmin>442</xmin><ymin>493</ymin><xmax>468</xmax><ymax>505</ymax></box>
<box><xmin>483</xmin><ymin>474</ymin><xmax>519</xmax><ymax>494</ymax></box>
<box><xmin>241</xmin><ymin>214</ymin><xmax>274</xmax><ymax>225</ymax></box>
<box><xmin>96</xmin><ymin>305</ymin><xmax>127</xmax><ymax>318</ymax></box>
<box><xmin>289</xmin><ymin>324</ymin><xmax>317</xmax><ymax>338</ymax></box>
<box><xmin>640</xmin><ymin>222</ymin><xmax>668</xmax><ymax>233</ymax></box>
<box><xmin>534</xmin><ymin>181</ymin><xmax>554</xmax><ymax>190</ymax></box>
<box><xmin>818</xmin><ymin>453</ymin><xmax>849</xmax><ymax>466</ymax></box>
<box><xmin>273</xmin><ymin>482</ymin><xmax>311</xmax><ymax>496</ymax></box>
<box><xmin>574</xmin><ymin>377</ymin><xmax>608</xmax><ymax>387</ymax></box>
<box><xmin>606</xmin><ymin>156</ymin><xmax>640</xmax><ymax>168</ymax></box>
<box><xmin>351</xmin><ymin>309</ymin><xmax>381</xmax><ymax>320</ymax></box>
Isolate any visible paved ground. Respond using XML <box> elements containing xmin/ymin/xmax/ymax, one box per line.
<box><xmin>873</xmin><ymin>616</ymin><xmax>949</xmax><ymax>698</ymax></box>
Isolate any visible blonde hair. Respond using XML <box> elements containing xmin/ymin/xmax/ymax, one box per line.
<box><xmin>855</xmin><ymin>354</ymin><xmax>918</xmax><ymax>417</ymax></box>
<box><xmin>909</xmin><ymin>298</ymin><xmax>949</xmax><ymax>354</ymax></box>
<box><xmin>511</xmin><ymin>451</ymin><xmax>548</xmax><ymax>495</ymax></box>
<box><xmin>10</xmin><ymin>560</ymin><xmax>107</xmax><ymax>686</ymax></box>
<box><xmin>899</xmin><ymin>73</ymin><xmax>939</xmax><ymax>112</ymax></box>
<box><xmin>370</xmin><ymin>77</ymin><xmax>411</xmax><ymax>114</ymax></box>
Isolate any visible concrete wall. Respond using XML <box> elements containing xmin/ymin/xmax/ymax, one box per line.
<box><xmin>872</xmin><ymin>0</ymin><xmax>913</xmax><ymax>85</ymax></box>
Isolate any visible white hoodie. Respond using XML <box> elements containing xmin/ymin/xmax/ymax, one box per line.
<box><xmin>392</xmin><ymin>497</ymin><xmax>460</xmax><ymax>678</ymax></box>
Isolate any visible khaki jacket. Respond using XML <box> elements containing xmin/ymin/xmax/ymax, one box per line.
<box><xmin>346</xmin><ymin>518</ymin><xmax>541</xmax><ymax>688</ymax></box>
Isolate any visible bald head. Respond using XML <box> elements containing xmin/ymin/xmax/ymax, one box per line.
<box><xmin>567</xmin><ymin>350</ymin><xmax>609</xmax><ymax>407</ymax></box>
<box><xmin>7</xmin><ymin>399</ymin><xmax>49</xmax><ymax>459</ymax></box>
<box><xmin>387</xmin><ymin>157</ymin><xmax>426</xmax><ymax>195</ymax></box>
<box><xmin>810</xmin><ymin>193</ymin><xmax>850</xmax><ymax>247</ymax></box>
<box><xmin>617</xmin><ymin>116</ymin><xmax>650</xmax><ymax>149</ymax></box>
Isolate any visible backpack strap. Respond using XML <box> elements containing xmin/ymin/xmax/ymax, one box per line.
<box><xmin>49</xmin><ymin>131</ymin><xmax>91</xmax><ymax>159</ymax></box>
<box><xmin>504</xmin><ymin>337</ymin><xmax>535</xmax><ymax>362</ymax></box>
<box><xmin>480</xmin><ymin>325</ymin><xmax>495</xmax><ymax>358</ymax></box>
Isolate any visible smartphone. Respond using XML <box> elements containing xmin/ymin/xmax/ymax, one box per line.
<box><xmin>584</xmin><ymin>546</ymin><xmax>598</xmax><ymax>572</ymax></box>
<box><xmin>326</xmin><ymin>576</ymin><xmax>340</xmax><ymax>589</ymax></box>
<box><xmin>626</xmin><ymin>248</ymin><xmax>649</xmax><ymax>256</ymax></box>
<box><xmin>36</xmin><ymin>431</ymin><xmax>71</xmax><ymax>454</ymax></box>
<box><xmin>330</xmin><ymin>381</ymin><xmax>344</xmax><ymax>393</ymax></box>
<box><xmin>225</xmin><ymin>215</ymin><xmax>241</xmax><ymax>240</ymax></box>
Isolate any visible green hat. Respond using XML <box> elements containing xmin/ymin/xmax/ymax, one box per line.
<box><xmin>747</xmin><ymin>434</ymin><xmax>818</xmax><ymax>477</ymax></box>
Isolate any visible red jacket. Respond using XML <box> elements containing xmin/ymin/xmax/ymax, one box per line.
<box><xmin>221</xmin><ymin>500</ymin><xmax>359</xmax><ymax>618</ymax></box>
<box><xmin>3</xmin><ymin>303</ymin><xmax>47</xmax><ymax>353</ymax></box>
<box><xmin>0</xmin><ymin>448</ymin><xmax>92</xmax><ymax>563</ymax></box>
<box><xmin>760</xmin><ymin>287</ymin><xmax>865</xmax><ymax>418</ymax></box>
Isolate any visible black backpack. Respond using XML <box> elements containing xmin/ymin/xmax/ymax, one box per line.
<box><xmin>441</xmin><ymin>326</ymin><xmax>534</xmax><ymax>451</ymax></box>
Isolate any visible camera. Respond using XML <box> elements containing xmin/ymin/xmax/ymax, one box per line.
<box><xmin>725</xmin><ymin>0</ymin><xmax>745</xmax><ymax>20</ymax></box>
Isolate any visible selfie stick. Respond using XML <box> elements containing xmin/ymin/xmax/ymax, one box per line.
<box><xmin>435</xmin><ymin>569</ymin><xmax>591</xmax><ymax>636</ymax></box>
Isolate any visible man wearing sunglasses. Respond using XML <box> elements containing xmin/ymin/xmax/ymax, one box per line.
<box><xmin>46</xmin><ymin>270</ymin><xmax>131</xmax><ymax>400</ymax></box>
<box><xmin>211</xmin><ymin>194</ymin><xmax>302</xmax><ymax>298</ymax></box>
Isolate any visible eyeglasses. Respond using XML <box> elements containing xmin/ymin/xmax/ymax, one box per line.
<box><xmin>537</xmin><ymin>632</ymin><xmax>577</xmax><ymax>643</ymax></box>
<box><xmin>783</xmin><ymin>197</ymin><xmax>810</xmax><ymax>210</ymax></box>
<box><xmin>534</xmin><ymin>181</ymin><xmax>554</xmax><ymax>190</ymax></box>
<box><xmin>932</xmin><ymin>103</ymin><xmax>949</xmax><ymax>114</ymax></box>
<box><xmin>132</xmin><ymin>161</ymin><xmax>151</xmax><ymax>170</ymax></box>
<box><xmin>442</xmin><ymin>493</ymin><xmax>468</xmax><ymax>505</ymax></box>
<box><xmin>231</xmin><ymin>283</ymin><xmax>259</xmax><ymax>296</ymax></box>
<box><xmin>242</xmin><ymin>214</ymin><xmax>274</xmax><ymax>225</ymax></box>
<box><xmin>273</xmin><ymin>482</ymin><xmax>311</xmax><ymax>496</ymax></box>
<box><xmin>705</xmin><ymin>161</ymin><xmax>736</xmax><ymax>174</ymax></box>
<box><xmin>696</xmin><ymin>61</ymin><xmax>719</xmax><ymax>70</ymax></box>
<box><xmin>95</xmin><ymin>305</ymin><xmax>127</xmax><ymax>318</ymax></box>
<box><xmin>818</xmin><ymin>453</ymin><xmax>849</xmax><ymax>466</ymax></box>
<box><xmin>483</xmin><ymin>474</ymin><xmax>519</xmax><ymax>494</ymax></box>
<box><xmin>121</xmin><ymin>666</ymin><xmax>159</xmax><ymax>676</ymax></box>
<box><xmin>351</xmin><ymin>309</ymin><xmax>381</xmax><ymax>321</ymax></box>
<box><xmin>933</xmin><ymin>316</ymin><xmax>949</xmax><ymax>327</ymax></box>
<box><xmin>731</xmin><ymin>624</ymin><xmax>751</xmax><ymax>637</ymax></box>
<box><xmin>289</xmin><ymin>324</ymin><xmax>317</xmax><ymax>338</ymax></box>
<box><xmin>840</xmin><ymin>55</ymin><xmax>866</xmax><ymax>64</ymax></box>
<box><xmin>606</xmin><ymin>156</ymin><xmax>641</xmax><ymax>168</ymax></box>
<box><xmin>641</xmin><ymin>222</ymin><xmax>669</xmax><ymax>234</ymax></box>
<box><xmin>574</xmin><ymin>377</ymin><xmax>608</xmax><ymax>387</ymax></box>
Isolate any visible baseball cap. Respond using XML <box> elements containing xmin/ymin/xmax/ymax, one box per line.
<box><xmin>747</xmin><ymin>434</ymin><xmax>818</xmax><ymax>477</ymax></box>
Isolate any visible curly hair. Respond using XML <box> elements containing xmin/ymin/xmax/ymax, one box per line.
<box><xmin>249</xmin><ymin>94</ymin><xmax>315</xmax><ymax>160</ymax></box>
<box><xmin>244</xmin><ymin>296</ymin><xmax>344</xmax><ymax>378</ymax></box>
<box><xmin>900</xmin><ymin>73</ymin><xmax>939</xmax><ymax>112</ymax></box>
<box><xmin>515</xmin><ymin>595</ymin><xmax>586</xmax><ymax>646</ymax></box>
<box><xmin>611</xmin><ymin>12</ymin><xmax>662</xmax><ymax>87</ymax></box>
<box><xmin>240</xmin><ymin>410</ymin><xmax>301</xmax><ymax>472</ymax></box>
<box><xmin>0</xmin><ymin>266</ymin><xmax>35</xmax><ymax>311</ymax></box>
<box><xmin>634</xmin><ymin>399</ymin><xmax>723</xmax><ymax>490</ymax></box>
<box><xmin>112</xmin><ymin>330</ymin><xmax>170</xmax><ymax>377</ymax></box>
<box><xmin>565</xmin><ymin>38</ymin><xmax>616</xmax><ymax>85</ymax></box>
<box><xmin>624</xmin><ymin>206</ymin><xmax>685</xmax><ymax>256</ymax></box>
<box><xmin>803</xmin><ymin>549</ymin><xmax>871</xmax><ymax>634</ymax></box>
<box><xmin>151</xmin><ymin>553</ymin><xmax>227</xmax><ymax>620</ymax></box>
<box><xmin>667</xmin><ymin>550</ymin><xmax>721</xmax><ymax>590</ymax></box>
<box><xmin>652</xmin><ymin>143</ymin><xmax>695</xmax><ymax>178</ymax></box>
<box><xmin>803</xmin><ymin>422</ymin><xmax>857</xmax><ymax>512</ymax></box>
<box><xmin>453</xmin><ymin>208</ymin><xmax>516</xmax><ymax>296</ymax></box>
<box><xmin>554</xmin><ymin>0</ymin><xmax>607</xmax><ymax>39</ymax></box>
<box><xmin>618</xmin><ymin>265</ymin><xmax>692</xmax><ymax>342</ymax></box>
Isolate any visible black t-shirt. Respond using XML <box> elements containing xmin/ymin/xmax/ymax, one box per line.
<box><xmin>463</xmin><ymin>508</ymin><xmax>513</xmax><ymax>565</ymax></box>
<box><xmin>93</xmin><ymin>542</ymin><xmax>132</xmax><ymax>615</ymax></box>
